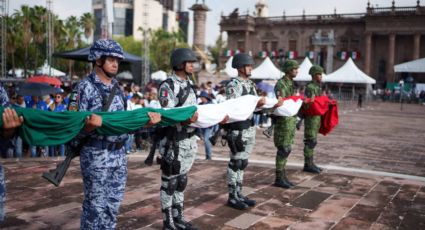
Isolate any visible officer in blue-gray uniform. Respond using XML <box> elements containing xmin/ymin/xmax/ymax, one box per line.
<box><xmin>158</xmin><ymin>48</ymin><xmax>199</xmax><ymax>230</ymax></box>
<box><xmin>1</xmin><ymin>84</ymin><xmax>24</xmax><ymax>222</ymax></box>
<box><xmin>224</xmin><ymin>53</ymin><xmax>266</xmax><ymax>210</ymax></box>
<box><xmin>72</xmin><ymin>39</ymin><xmax>161</xmax><ymax>229</ymax></box>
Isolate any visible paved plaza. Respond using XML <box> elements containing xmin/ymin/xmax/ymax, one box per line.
<box><xmin>0</xmin><ymin>102</ymin><xmax>425</xmax><ymax>229</ymax></box>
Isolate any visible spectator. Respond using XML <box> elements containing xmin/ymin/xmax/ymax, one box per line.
<box><xmin>125</xmin><ymin>93</ymin><xmax>143</xmax><ymax>154</ymax></box>
<box><xmin>199</xmin><ymin>91</ymin><xmax>214</xmax><ymax>160</ymax></box>
<box><xmin>27</xmin><ymin>96</ymin><xmax>48</xmax><ymax>157</ymax></box>
<box><xmin>11</xmin><ymin>95</ymin><xmax>26</xmax><ymax>159</ymax></box>
<box><xmin>48</xmin><ymin>94</ymin><xmax>67</xmax><ymax>157</ymax></box>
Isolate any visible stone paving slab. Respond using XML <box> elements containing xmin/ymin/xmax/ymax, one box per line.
<box><xmin>0</xmin><ymin>159</ymin><xmax>424</xmax><ymax>229</ymax></box>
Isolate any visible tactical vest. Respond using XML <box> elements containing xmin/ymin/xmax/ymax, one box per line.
<box><xmin>159</xmin><ymin>77</ymin><xmax>197</xmax><ymax>107</ymax></box>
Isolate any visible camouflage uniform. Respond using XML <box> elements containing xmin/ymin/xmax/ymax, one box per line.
<box><xmin>76</xmin><ymin>39</ymin><xmax>127</xmax><ymax>229</ymax></box>
<box><xmin>303</xmin><ymin>81</ymin><xmax>322</xmax><ymax>158</ymax></box>
<box><xmin>273</xmin><ymin>76</ymin><xmax>297</xmax><ymax>186</ymax></box>
<box><xmin>0</xmin><ymin>83</ymin><xmax>9</xmax><ymax>222</ymax></box>
<box><xmin>225</xmin><ymin>77</ymin><xmax>257</xmax><ymax>209</ymax></box>
<box><xmin>74</xmin><ymin>72</ymin><xmax>128</xmax><ymax>229</ymax></box>
<box><xmin>158</xmin><ymin>73</ymin><xmax>198</xmax><ymax>229</ymax></box>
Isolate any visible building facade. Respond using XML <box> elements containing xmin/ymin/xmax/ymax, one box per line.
<box><xmin>220</xmin><ymin>1</ymin><xmax>425</xmax><ymax>85</ymax></box>
<box><xmin>92</xmin><ymin>0</ymin><xmax>184</xmax><ymax>41</ymax></box>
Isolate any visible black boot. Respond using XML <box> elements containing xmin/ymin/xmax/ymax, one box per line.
<box><xmin>236</xmin><ymin>182</ymin><xmax>256</xmax><ymax>207</ymax></box>
<box><xmin>227</xmin><ymin>185</ymin><xmax>249</xmax><ymax>210</ymax></box>
<box><xmin>274</xmin><ymin>170</ymin><xmax>294</xmax><ymax>188</ymax></box>
<box><xmin>311</xmin><ymin>155</ymin><xmax>323</xmax><ymax>172</ymax></box>
<box><xmin>163</xmin><ymin>208</ymin><xmax>178</xmax><ymax>230</ymax></box>
<box><xmin>144</xmin><ymin>152</ymin><xmax>155</xmax><ymax>166</ymax></box>
<box><xmin>172</xmin><ymin>204</ymin><xmax>199</xmax><ymax>230</ymax></box>
<box><xmin>303</xmin><ymin>156</ymin><xmax>321</xmax><ymax>174</ymax></box>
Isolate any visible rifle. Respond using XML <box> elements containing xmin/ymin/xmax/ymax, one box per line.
<box><xmin>42</xmin><ymin>149</ymin><xmax>79</xmax><ymax>187</ymax></box>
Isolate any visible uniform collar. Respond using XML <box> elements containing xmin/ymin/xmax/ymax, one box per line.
<box><xmin>172</xmin><ymin>73</ymin><xmax>191</xmax><ymax>84</ymax></box>
<box><xmin>283</xmin><ymin>76</ymin><xmax>293</xmax><ymax>82</ymax></box>
<box><xmin>89</xmin><ymin>72</ymin><xmax>118</xmax><ymax>87</ymax></box>
<box><xmin>237</xmin><ymin>76</ymin><xmax>250</xmax><ymax>82</ymax></box>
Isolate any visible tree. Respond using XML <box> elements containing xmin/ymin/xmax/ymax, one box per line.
<box><xmin>64</xmin><ymin>16</ymin><xmax>83</xmax><ymax>76</ymax></box>
<box><xmin>208</xmin><ymin>36</ymin><xmax>226</xmax><ymax>70</ymax></box>
<box><xmin>16</xmin><ymin>5</ymin><xmax>33</xmax><ymax>77</ymax></box>
<box><xmin>5</xmin><ymin>15</ymin><xmax>22</xmax><ymax>76</ymax></box>
<box><xmin>148</xmin><ymin>28</ymin><xmax>188</xmax><ymax>72</ymax></box>
<box><xmin>80</xmin><ymin>13</ymin><xmax>95</xmax><ymax>43</ymax></box>
<box><xmin>31</xmin><ymin>5</ymin><xmax>47</xmax><ymax>69</ymax></box>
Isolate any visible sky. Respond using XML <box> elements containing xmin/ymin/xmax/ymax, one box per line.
<box><xmin>10</xmin><ymin>0</ymin><xmax>420</xmax><ymax>46</ymax></box>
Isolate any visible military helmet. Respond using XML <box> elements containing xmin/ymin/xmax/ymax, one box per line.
<box><xmin>281</xmin><ymin>60</ymin><xmax>299</xmax><ymax>73</ymax></box>
<box><xmin>88</xmin><ymin>39</ymin><xmax>124</xmax><ymax>61</ymax></box>
<box><xmin>309</xmin><ymin>65</ymin><xmax>324</xmax><ymax>76</ymax></box>
<box><xmin>232</xmin><ymin>53</ymin><xmax>254</xmax><ymax>69</ymax></box>
<box><xmin>170</xmin><ymin>48</ymin><xmax>197</xmax><ymax>68</ymax></box>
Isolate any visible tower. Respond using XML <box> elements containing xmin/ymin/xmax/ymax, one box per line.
<box><xmin>190</xmin><ymin>0</ymin><xmax>210</xmax><ymax>51</ymax></box>
<box><xmin>255</xmin><ymin>0</ymin><xmax>268</xmax><ymax>17</ymax></box>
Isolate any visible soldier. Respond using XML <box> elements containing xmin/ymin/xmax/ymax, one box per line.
<box><xmin>224</xmin><ymin>53</ymin><xmax>266</xmax><ymax>210</ymax></box>
<box><xmin>303</xmin><ymin>65</ymin><xmax>324</xmax><ymax>174</ymax></box>
<box><xmin>157</xmin><ymin>48</ymin><xmax>200</xmax><ymax>230</ymax></box>
<box><xmin>73</xmin><ymin>39</ymin><xmax>161</xmax><ymax>229</ymax></box>
<box><xmin>273</xmin><ymin>60</ymin><xmax>299</xmax><ymax>189</ymax></box>
<box><xmin>1</xmin><ymin>84</ymin><xmax>24</xmax><ymax>222</ymax></box>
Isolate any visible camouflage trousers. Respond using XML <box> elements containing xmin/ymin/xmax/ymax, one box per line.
<box><xmin>80</xmin><ymin>146</ymin><xmax>128</xmax><ymax>230</ymax></box>
<box><xmin>0</xmin><ymin>165</ymin><xmax>5</xmax><ymax>222</ymax></box>
<box><xmin>273</xmin><ymin>116</ymin><xmax>297</xmax><ymax>171</ymax></box>
<box><xmin>159</xmin><ymin>135</ymin><xmax>197</xmax><ymax>209</ymax></box>
<box><xmin>227</xmin><ymin>127</ymin><xmax>255</xmax><ymax>193</ymax></box>
<box><xmin>304</xmin><ymin>115</ymin><xmax>321</xmax><ymax>158</ymax></box>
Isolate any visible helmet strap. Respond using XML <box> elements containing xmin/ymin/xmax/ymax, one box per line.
<box><xmin>96</xmin><ymin>57</ymin><xmax>116</xmax><ymax>79</ymax></box>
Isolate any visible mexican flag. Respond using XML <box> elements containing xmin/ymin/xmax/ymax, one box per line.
<box><xmin>224</xmin><ymin>49</ymin><xmax>234</xmax><ymax>57</ymax></box>
<box><xmin>337</xmin><ymin>51</ymin><xmax>348</xmax><ymax>60</ymax></box>
<box><xmin>287</xmin><ymin>51</ymin><xmax>297</xmax><ymax>59</ymax></box>
<box><xmin>305</xmin><ymin>51</ymin><xmax>315</xmax><ymax>59</ymax></box>
<box><xmin>234</xmin><ymin>49</ymin><xmax>241</xmax><ymax>54</ymax></box>
<box><xmin>258</xmin><ymin>51</ymin><xmax>268</xmax><ymax>58</ymax></box>
<box><xmin>350</xmin><ymin>51</ymin><xmax>360</xmax><ymax>60</ymax></box>
<box><xmin>269</xmin><ymin>50</ymin><xmax>278</xmax><ymax>57</ymax></box>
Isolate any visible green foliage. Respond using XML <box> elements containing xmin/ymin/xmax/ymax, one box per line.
<box><xmin>5</xmin><ymin>5</ymin><xmax>95</xmax><ymax>77</ymax></box>
<box><xmin>147</xmin><ymin>28</ymin><xmax>189</xmax><ymax>72</ymax></box>
<box><xmin>208</xmin><ymin>36</ymin><xmax>226</xmax><ymax>69</ymax></box>
<box><xmin>114</xmin><ymin>36</ymin><xmax>142</xmax><ymax>56</ymax></box>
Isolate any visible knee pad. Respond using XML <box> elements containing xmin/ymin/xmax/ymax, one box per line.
<box><xmin>277</xmin><ymin>147</ymin><xmax>291</xmax><ymax>158</ymax></box>
<box><xmin>304</xmin><ymin>139</ymin><xmax>317</xmax><ymax>149</ymax></box>
<box><xmin>176</xmin><ymin>174</ymin><xmax>188</xmax><ymax>192</ymax></box>
<box><xmin>229</xmin><ymin>159</ymin><xmax>243</xmax><ymax>172</ymax></box>
<box><xmin>241</xmin><ymin>159</ymin><xmax>248</xmax><ymax>170</ymax></box>
<box><xmin>161</xmin><ymin>177</ymin><xmax>178</xmax><ymax>196</ymax></box>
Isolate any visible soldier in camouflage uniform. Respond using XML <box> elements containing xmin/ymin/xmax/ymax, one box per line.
<box><xmin>72</xmin><ymin>39</ymin><xmax>161</xmax><ymax>229</ymax></box>
<box><xmin>273</xmin><ymin>60</ymin><xmax>299</xmax><ymax>189</ymax></box>
<box><xmin>158</xmin><ymin>48</ymin><xmax>199</xmax><ymax>230</ymax></box>
<box><xmin>1</xmin><ymin>84</ymin><xmax>24</xmax><ymax>222</ymax></box>
<box><xmin>303</xmin><ymin>65</ymin><xmax>324</xmax><ymax>174</ymax></box>
<box><xmin>225</xmin><ymin>53</ymin><xmax>265</xmax><ymax>210</ymax></box>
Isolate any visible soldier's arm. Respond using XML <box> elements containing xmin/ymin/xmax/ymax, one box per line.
<box><xmin>225</xmin><ymin>80</ymin><xmax>240</xmax><ymax>99</ymax></box>
<box><xmin>158</xmin><ymin>82</ymin><xmax>177</xmax><ymax>108</ymax></box>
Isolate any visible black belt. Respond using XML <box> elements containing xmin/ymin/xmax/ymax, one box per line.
<box><xmin>223</xmin><ymin>119</ymin><xmax>254</xmax><ymax>131</ymax></box>
<box><xmin>175</xmin><ymin>131</ymin><xmax>196</xmax><ymax>142</ymax></box>
<box><xmin>86</xmin><ymin>139</ymin><xmax>125</xmax><ymax>151</ymax></box>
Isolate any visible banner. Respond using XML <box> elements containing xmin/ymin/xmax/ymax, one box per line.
<box><xmin>258</xmin><ymin>51</ymin><xmax>268</xmax><ymax>58</ymax></box>
<box><xmin>305</xmin><ymin>51</ymin><xmax>315</xmax><ymax>59</ymax></box>
<box><xmin>287</xmin><ymin>51</ymin><xmax>298</xmax><ymax>59</ymax></box>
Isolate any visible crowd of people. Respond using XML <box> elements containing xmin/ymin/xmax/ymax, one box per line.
<box><xmin>0</xmin><ymin>38</ymin><xmax>329</xmax><ymax>229</ymax></box>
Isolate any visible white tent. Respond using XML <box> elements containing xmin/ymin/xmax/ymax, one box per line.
<box><xmin>251</xmin><ymin>57</ymin><xmax>283</xmax><ymax>80</ymax></box>
<box><xmin>394</xmin><ymin>58</ymin><xmax>425</xmax><ymax>73</ymax></box>
<box><xmin>222</xmin><ymin>56</ymin><xmax>238</xmax><ymax>78</ymax></box>
<box><xmin>36</xmin><ymin>60</ymin><xmax>66</xmax><ymax>77</ymax></box>
<box><xmin>294</xmin><ymin>57</ymin><xmax>313</xmax><ymax>82</ymax></box>
<box><xmin>324</xmin><ymin>58</ymin><xmax>376</xmax><ymax>84</ymax></box>
<box><xmin>151</xmin><ymin>70</ymin><xmax>168</xmax><ymax>81</ymax></box>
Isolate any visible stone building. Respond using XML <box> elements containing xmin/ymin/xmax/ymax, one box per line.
<box><xmin>220</xmin><ymin>0</ymin><xmax>425</xmax><ymax>85</ymax></box>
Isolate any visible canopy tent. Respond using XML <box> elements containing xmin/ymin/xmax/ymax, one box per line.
<box><xmin>394</xmin><ymin>58</ymin><xmax>425</xmax><ymax>73</ymax></box>
<box><xmin>52</xmin><ymin>46</ymin><xmax>142</xmax><ymax>63</ymax></box>
<box><xmin>222</xmin><ymin>56</ymin><xmax>238</xmax><ymax>78</ymax></box>
<box><xmin>151</xmin><ymin>70</ymin><xmax>168</xmax><ymax>81</ymax></box>
<box><xmin>36</xmin><ymin>60</ymin><xmax>66</xmax><ymax>77</ymax></box>
<box><xmin>116</xmin><ymin>71</ymin><xmax>133</xmax><ymax>80</ymax></box>
<box><xmin>251</xmin><ymin>57</ymin><xmax>283</xmax><ymax>80</ymax></box>
<box><xmin>324</xmin><ymin>58</ymin><xmax>376</xmax><ymax>84</ymax></box>
<box><xmin>294</xmin><ymin>57</ymin><xmax>313</xmax><ymax>82</ymax></box>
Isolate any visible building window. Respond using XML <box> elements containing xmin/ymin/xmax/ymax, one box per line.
<box><xmin>262</xmin><ymin>41</ymin><xmax>268</xmax><ymax>51</ymax></box>
<box><xmin>289</xmin><ymin>40</ymin><xmax>297</xmax><ymax>51</ymax></box>
<box><xmin>340</xmin><ymin>37</ymin><xmax>348</xmax><ymax>50</ymax></box>
<box><xmin>271</xmin><ymin>41</ymin><xmax>278</xmax><ymax>51</ymax></box>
